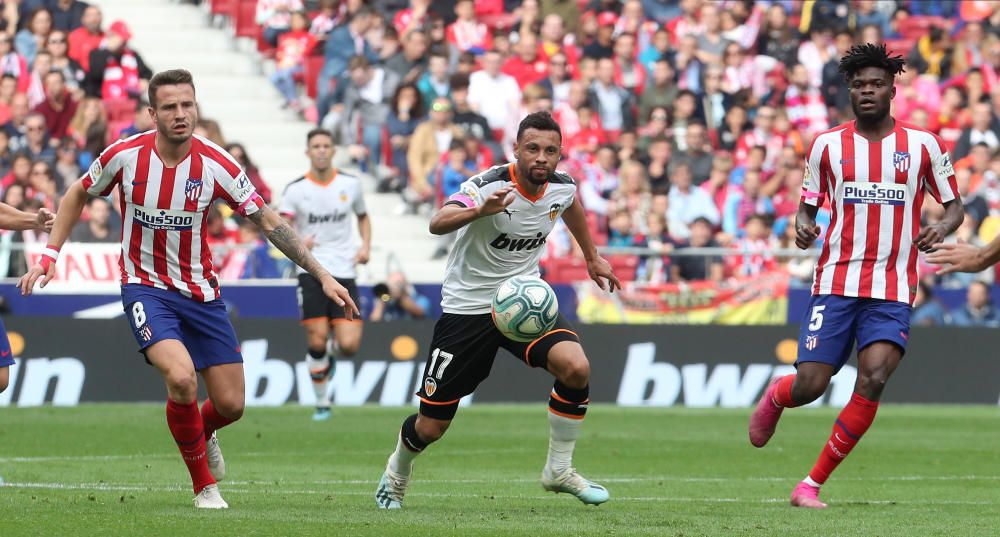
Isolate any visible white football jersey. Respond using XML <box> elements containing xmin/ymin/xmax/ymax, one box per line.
<box><xmin>441</xmin><ymin>163</ymin><xmax>576</xmax><ymax>314</ymax></box>
<box><xmin>279</xmin><ymin>171</ymin><xmax>367</xmax><ymax>278</ymax></box>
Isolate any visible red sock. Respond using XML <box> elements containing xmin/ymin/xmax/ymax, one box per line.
<box><xmin>772</xmin><ymin>374</ymin><xmax>800</xmax><ymax>408</ymax></box>
<box><xmin>808</xmin><ymin>392</ymin><xmax>879</xmax><ymax>485</ymax></box>
<box><xmin>201</xmin><ymin>399</ymin><xmax>236</xmax><ymax>439</ymax></box>
<box><xmin>166</xmin><ymin>398</ymin><xmax>215</xmax><ymax>494</ymax></box>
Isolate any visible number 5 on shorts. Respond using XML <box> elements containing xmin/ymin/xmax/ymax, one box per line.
<box><xmin>808</xmin><ymin>305</ymin><xmax>825</xmax><ymax>331</ymax></box>
<box><xmin>132</xmin><ymin>302</ymin><xmax>146</xmax><ymax>327</ymax></box>
<box><xmin>428</xmin><ymin>348</ymin><xmax>453</xmax><ymax>380</ymax></box>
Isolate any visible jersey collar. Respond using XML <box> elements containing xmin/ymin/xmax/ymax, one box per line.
<box><xmin>306</xmin><ymin>169</ymin><xmax>337</xmax><ymax>187</ymax></box>
<box><xmin>508</xmin><ymin>163</ymin><xmax>547</xmax><ymax>203</ymax></box>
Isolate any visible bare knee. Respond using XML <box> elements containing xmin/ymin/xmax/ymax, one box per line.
<box><xmin>415</xmin><ymin>415</ymin><xmax>451</xmax><ymax>444</ymax></box>
<box><xmin>214</xmin><ymin>396</ymin><xmax>245</xmax><ymax>420</ymax></box>
<box><xmin>337</xmin><ymin>334</ymin><xmax>360</xmax><ymax>356</ymax></box>
<box><xmin>855</xmin><ymin>371</ymin><xmax>889</xmax><ymax>400</ymax></box>
<box><xmin>553</xmin><ymin>355</ymin><xmax>590</xmax><ymax>389</ymax></box>
<box><xmin>165</xmin><ymin>368</ymin><xmax>198</xmax><ymax>403</ymax></box>
<box><xmin>0</xmin><ymin>367</ymin><xmax>9</xmax><ymax>394</ymax></box>
<box><xmin>791</xmin><ymin>371</ymin><xmax>830</xmax><ymax>404</ymax></box>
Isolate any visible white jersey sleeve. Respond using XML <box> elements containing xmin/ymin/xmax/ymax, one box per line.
<box><xmin>278</xmin><ymin>180</ymin><xmax>304</xmax><ymax>219</ymax></box>
<box><xmin>352</xmin><ymin>180</ymin><xmax>367</xmax><ymax>215</ymax></box>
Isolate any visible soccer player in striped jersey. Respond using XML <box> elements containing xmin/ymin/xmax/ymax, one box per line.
<box><xmin>17</xmin><ymin>69</ymin><xmax>358</xmax><ymax>509</ymax></box>
<box><xmin>748</xmin><ymin>44</ymin><xmax>964</xmax><ymax>508</ymax></box>
<box><xmin>0</xmin><ymin>203</ymin><xmax>54</xmax><ymax>393</ymax></box>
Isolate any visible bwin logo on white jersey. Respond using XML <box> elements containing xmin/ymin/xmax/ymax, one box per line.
<box><xmin>489</xmin><ymin>232</ymin><xmax>546</xmax><ymax>252</ymax></box>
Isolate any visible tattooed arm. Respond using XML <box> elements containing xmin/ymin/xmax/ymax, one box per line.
<box><xmin>247</xmin><ymin>205</ymin><xmax>360</xmax><ymax>317</ymax></box>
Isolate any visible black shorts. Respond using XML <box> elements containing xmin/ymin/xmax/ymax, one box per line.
<box><xmin>297</xmin><ymin>274</ymin><xmax>361</xmax><ymax>323</ymax></box>
<box><xmin>416</xmin><ymin>312</ymin><xmax>579</xmax><ymax>420</ymax></box>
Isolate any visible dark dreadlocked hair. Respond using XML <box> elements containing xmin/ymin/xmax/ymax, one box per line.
<box><xmin>838</xmin><ymin>42</ymin><xmax>906</xmax><ymax>83</ymax></box>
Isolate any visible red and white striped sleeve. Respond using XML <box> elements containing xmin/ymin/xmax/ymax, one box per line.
<box><xmin>800</xmin><ymin>135</ymin><xmax>828</xmax><ymax>207</ymax></box>
<box><xmin>201</xmin><ymin>140</ymin><xmax>264</xmax><ymax>217</ymax></box>
<box><xmin>924</xmin><ymin>133</ymin><xmax>959</xmax><ymax>204</ymax></box>
<box><xmin>80</xmin><ymin>139</ymin><xmax>132</xmax><ymax>196</ymax></box>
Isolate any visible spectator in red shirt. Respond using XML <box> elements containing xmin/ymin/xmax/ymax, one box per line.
<box><xmin>613</xmin><ymin>32</ymin><xmax>646</xmax><ymax>97</ymax></box>
<box><xmin>67</xmin><ymin>5</ymin><xmax>102</xmax><ymax>72</ymax></box>
<box><xmin>393</xmin><ymin>0</ymin><xmax>431</xmax><ymax>39</ymax></box>
<box><xmin>0</xmin><ymin>74</ymin><xmax>16</xmax><ymax>125</ymax></box>
<box><xmin>0</xmin><ymin>152</ymin><xmax>31</xmax><ymax>190</ymax></box>
<box><xmin>447</xmin><ymin>0</ymin><xmax>491</xmax><ymax>55</ymax></box>
<box><xmin>502</xmin><ymin>32</ymin><xmax>548</xmax><ymax>89</ymax></box>
<box><xmin>225</xmin><ymin>142</ymin><xmax>272</xmax><ymax>204</ymax></box>
<box><xmin>33</xmin><ymin>69</ymin><xmax>77</xmax><ymax>140</ymax></box>
<box><xmin>269</xmin><ymin>11</ymin><xmax>315</xmax><ymax>110</ymax></box>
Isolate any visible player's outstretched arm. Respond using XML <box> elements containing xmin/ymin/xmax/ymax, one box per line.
<box><xmin>0</xmin><ymin>202</ymin><xmax>54</xmax><ymax>232</ymax></box>
<box><xmin>248</xmin><ymin>205</ymin><xmax>360</xmax><ymax>319</ymax></box>
<box><xmin>428</xmin><ymin>186</ymin><xmax>515</xmax><ymax>235</ymax></box>
<box><xmin>794</xmin><ymin>201</ymin><xmax>821</xmax><ymax>250</ymax></box>
<box><xmin>16</xmin><ymin>180</ymin><xmax>89</xmax><ymax>296</ymax></box>
<box><xmin>562</xmin><ymin>197</ymin><xmax>622</xmax><ymax>293</ymax></box>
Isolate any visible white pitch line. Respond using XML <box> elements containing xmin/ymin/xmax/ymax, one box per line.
<box><xmin>0</xmin><ymin>448</ymin><xmax>532</xmax><ymax>464</ymax></box>
<box><xmin>1</xmin><ymin>482</ymin><xmax>995</xmax><ymax>506</ymax></box>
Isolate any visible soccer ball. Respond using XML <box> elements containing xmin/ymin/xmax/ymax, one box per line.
<box><xmin>491</xmin><ymin>275</ymin><xmax>559</xmax><ymax>342</ymax></box>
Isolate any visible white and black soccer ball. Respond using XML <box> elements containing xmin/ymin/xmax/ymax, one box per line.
<box><xmin>491</xmin><ymin>275</ymin><xmax>559</xmax><ymax>342</ymax></box>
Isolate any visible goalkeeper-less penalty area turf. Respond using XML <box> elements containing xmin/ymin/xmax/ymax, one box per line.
<box><xmin>1</xmin><ymin>405</ymin><xmax>997</xmax><ymax>536</ymax></box>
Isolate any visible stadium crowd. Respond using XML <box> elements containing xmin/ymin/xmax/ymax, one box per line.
<box><xmin>244</xmin><ymin>0</ymin><xmax>1000</xmax><ymax>292</ymax></box>
<box><xmin>4</xmin><ymin>0</ymin><xmax>1000</xmax><ymax>321</ymax></box>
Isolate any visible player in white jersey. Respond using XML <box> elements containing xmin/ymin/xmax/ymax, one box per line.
<box><xmin>375</xmin><ymin>112</ymin><xmax>621</xmax><ymax>509</ymax></box>
<box><xmin>18</xmin><ymin>69</ymin><xmax>358</xmax><ymax>509</ymax></box>
<box><xmin>748</xmin><ymin>45</ymin><xmax>963</xmax><ymax>509</ymax></box>
<box><xmin>279</xmin><ymin>128</ymin><xmax>371</xmax><ymax>421</ymax></box>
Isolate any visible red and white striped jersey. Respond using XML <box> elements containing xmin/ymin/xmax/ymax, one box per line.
<box><xmin>801</xmin><ymin>120</ymin><xmax>959</xmax><ymax>305</ymax></box>
<box><xmin>81</xmin><ymin>131</ymin><xmax>265</xmax><ymax>302</ymax></box>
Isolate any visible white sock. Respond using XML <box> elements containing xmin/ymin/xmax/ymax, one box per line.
<box><xmin>388</xmin><ymin>434</ymin><xmax>420</xmax><ymax>475</ymax></box>
<box><xmin>803</xmin><ymin>476</ymin><xmax>822</xmax><ymax>488</ymax></box>
<box><xmin>306</xmin><ymin>353</ymin><xmax>331</xmax><ymax>407</ymax></box>
<box><xmin>545</xmin><ymin>411</ymin><xmax>582</xmax><ymax>476</ymax></box>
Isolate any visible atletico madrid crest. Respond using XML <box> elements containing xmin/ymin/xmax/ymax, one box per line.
<box><xmin>805</xmin><ymin>334</ymin><xmax>819</xmax><ymax>351</ymax></box>
<box><xmin>185</xmin><ymin>177</ymin><xmax>203</xmax><ymax>202</ymax></box>
<box><xmin>893</xmin><ymin>151</ymin><xmax>910</xmax><ymax>173</ymax></box>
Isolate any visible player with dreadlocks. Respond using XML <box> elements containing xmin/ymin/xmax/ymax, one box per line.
<box><xmin>747</xmin><ymin>43</ymin><xmax>963</xmax><ymax>508</ymax></box>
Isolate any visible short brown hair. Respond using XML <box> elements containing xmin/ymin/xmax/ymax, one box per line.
<box><xmin>148</xmin><ymin>69</ymin><xmax>195</xmax><ymax>107</ymax></box>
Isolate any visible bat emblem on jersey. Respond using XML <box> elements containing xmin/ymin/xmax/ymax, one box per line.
<box><xmin>502</xmin><ymin>208</ymin><xmax>519</xmax><ymax>221</ymax></box>
<box><xmin>184</xmin><ymin>177</ymin><xmax>203</xmax><ymax>202</ymax></box>
<box><xmin>548</xmin><ymin>203</ymin><xmax>561</xmax><ymax>222</ymax></box>
<box><xmin>423</xmin><ymin>377</ymin><xmax>437</xmax><ymax>397</ymax></box>
<box><xmin>893</xmin><ymin>151</ymin><xmax>910</xmax><ymax>173</ymax></box>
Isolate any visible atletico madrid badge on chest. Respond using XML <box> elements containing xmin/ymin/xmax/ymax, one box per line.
<box><xmin>185</xmin><ymin>178</ymin><xmax>203</xmax><ymax>202</ymax></box>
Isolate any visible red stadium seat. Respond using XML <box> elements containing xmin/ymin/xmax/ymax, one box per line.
<box><xmin>608</xmin><ymin>255</ymin><xmax>639</xmax><ymax>282</ymax></box>
<box><xmin>107</xmin><ymin>120</ymin><xmax>133</xmax><ymax>144</ymax></box>
<box><xmin>303</xmin><ymin>54</ymin><xmax>325</xmax><ymax>99</ymax></box>
<box><xmin>210</xmin><ymin>0</ymin><xmax>236</xmax><ymax>17</ymax></box>
<box><xmin>234</xmin><ymin>0</ymin><xmax>260</xmax><ymax>40</ymax></box>
<box><xmin>897</xmin><ymin>16</ymin><xmax>951</xmax><ymax>40</ymax></box>
<box><xmin>103</xmin><ymin>98</ymin><xmax>136</xmax><ymax>122</ymax></box>
<box><xmin>543</xmin><ymin>257</ymin><xmax>591</xmax><ymax>283</ymax></box>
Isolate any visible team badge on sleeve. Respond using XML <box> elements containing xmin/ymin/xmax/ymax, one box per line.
<box><xmin>934</xmin><ymin>153</ymin><xmax>955</xmax><ymax>181</ymax></box>
<box><xmin>893</xmin><ymin>151</ymin><xmax>910</xmax><ymax>173</ymax></box>
<box><xmin>185</xmin><ymin>178</ymin><xmax>203</xmax><ymax>202</ymax></box>
<box><xmin>88</xmin><ymin>158</ymin><xmax>103</xmax><ymax>180</ymax></box>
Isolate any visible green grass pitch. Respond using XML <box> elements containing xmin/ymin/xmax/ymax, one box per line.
<box><xmin>1</xmin><ymin>404</ymin><xmax>997</xmax><ymax>536</ymax></box>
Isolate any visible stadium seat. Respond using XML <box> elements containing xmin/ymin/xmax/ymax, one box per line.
<box><xmin>608</xmin><ymin>255</ymin><xmax>639</xmax><ymax>282</ymax></box>
<box><xmin>210</xmin><ymin>0</ymin><xmax>236</xmax><ymax>17</ymax></box>
<box><xmin>234</xmin><ymin>0</ymin><xmax>259</xmax><ymax>40</ymax></box>
<box><xmin>543</xmin><ymin>257</ymin><xmax>591</xmax><ymax>283</ymax></box>
<box><xmin>107</xmin><ymin>119</ymin><xmax>132</xmax><ymax>144</ymax></box>
<box><xmin>103</xmin><ymin>98</ymin><xmax>136</xmax><ymax>122</ymax></box>
<box><xmin>897</xmin><ymin>16</ymin><xmax>952</xmax><ymax>40</ymax></box>
<box><xmin>303</xmin><ymin>54</ymin><xmax>325</xmax><ymax>99</ymax></box>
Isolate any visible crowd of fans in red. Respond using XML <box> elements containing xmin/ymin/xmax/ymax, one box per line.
<box><xmin>237</xmin><ymin>0</ymin><xmax>1000</xmax><ymax>287</ymax></box>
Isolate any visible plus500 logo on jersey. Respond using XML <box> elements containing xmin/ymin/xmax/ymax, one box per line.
<box><xmin>843</xmin><ymin>182</ymin><xmax>907</xmax><ymax>206</ymax></box>
<box><xmin>132</xmin><ymin>206</ymin><xmax>195</xmax><ymax>230</ymax></box>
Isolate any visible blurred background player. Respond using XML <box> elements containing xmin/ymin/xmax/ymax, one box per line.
<box><xmin>375</xmin><ymin>112</ymin><xmax>621</xmax><ymax>510</ymax></box>
<box><xmin>279</xmin><ymin>127</ymin><xmax>371</xmax><ymax>421</ymax></box>
<box><xmin>0</xmin><ymin>202</ymin><xmax>53</xmax><ymax>393</ymax></box>
<box><xmin>748</xmin><ymin>44</ymin><xmax>963</xmax><ymax>509</ymax></box>
<box><xmin>17</xmin><ymin>69</ymin><xmax>358</xmax><ymax>509</ymax></box>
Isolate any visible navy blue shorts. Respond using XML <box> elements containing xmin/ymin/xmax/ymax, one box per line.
<box><xmin>797</xmin><ymin>294</ymin><xmax>911</xmax><ymax>374</ymax></box>
<box><xmin>0</xmin><ymin>317</ymin><xmax>13</xmax><ymax>367</ymax></box>
<box><xmin>121</xmin><ymin>284</ymin><xmax>243</xmax><ymax>371</ymax></box>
